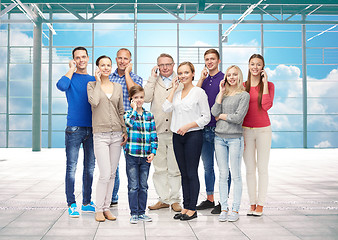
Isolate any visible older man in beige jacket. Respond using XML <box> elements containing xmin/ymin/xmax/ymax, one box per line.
<box><xmin>144</xmin><ymin>53</ymin><xmax>182</xmax><ymax>212</ymax></box>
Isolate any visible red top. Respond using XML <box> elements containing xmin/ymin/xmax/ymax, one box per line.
<box><xmin>243</xmin><ymin>82</ymin><xmax>275</xmax><ymax>128</ymax></box>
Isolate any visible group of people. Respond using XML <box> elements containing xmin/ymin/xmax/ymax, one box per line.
<box><xmin>56</xmin><ymin>46</ymin><xmax>274</xmax><ymax>224</ymax></box>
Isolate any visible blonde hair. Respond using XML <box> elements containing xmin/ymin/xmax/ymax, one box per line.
<box><xmin>224</xmin><ymin>65</ymin><xmax>245</xmax><ymax>96</ymax></box>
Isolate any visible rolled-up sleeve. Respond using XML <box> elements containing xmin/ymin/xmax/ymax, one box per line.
<box><xmin>162</xmin><ymin>99</ymin><xmax>174</xmax><ymax>113</ymax></box>
<box><xmin>195</xmin><ymin>90</ymin><xmax>211</xmax><ymax>128</ymax></box>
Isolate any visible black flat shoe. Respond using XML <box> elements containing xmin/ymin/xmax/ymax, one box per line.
<box><xmin>180</xmin><ymin>211</ymin><xmax>197</xmax><ymax>221</ymax></box>
<box><xmin>173</xmin><ymin>213</ymin><xmax>183</xmax><ymax>219</ymax></box>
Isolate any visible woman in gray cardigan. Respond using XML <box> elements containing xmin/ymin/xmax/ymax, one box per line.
<box><xmin>87</xmin><ymin>55</ymin><xmax>127</xmax><ymax>222</ymax></box>
<box><xmin>211</xmin><ymin>65</ymin><xmax>249</xmax><ymax>222</ymax></box>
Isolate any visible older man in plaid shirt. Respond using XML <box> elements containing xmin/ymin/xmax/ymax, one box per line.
<box><xmin>109</xmin><ymin>48</ymin><xmax>143</xmax><ymax>207</ymax></box>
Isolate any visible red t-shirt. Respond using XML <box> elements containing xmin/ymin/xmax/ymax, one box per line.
<box><xmin>243</xmin><ymin>82</ymin><xmax>275</xmax><ymax>128</ymax></box>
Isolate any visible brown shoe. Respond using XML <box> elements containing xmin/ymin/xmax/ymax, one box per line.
<box><xmin>148</xmin><ymin>201</ymin><xmax>170</xmax><ymax>210</ymax></box>
<box><xmin>95</xmin><ymin>212</ymin><xmax>105</xmax><ymax>222</ymax></box>
<box><xmin>171</xmin><ymin>202</ymin><xmax>182</xmax><ymax>212</ymax></box>
<box><xmin>103</xmin><ymin>210</ymin><xmax>117</xmax><ymax>221</ymax></box>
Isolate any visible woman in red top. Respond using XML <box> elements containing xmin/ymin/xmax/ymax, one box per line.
<box><xmin>243</xmin><ymin>54</ymin><xmax>275</xmax><ymax>216</ymax></box>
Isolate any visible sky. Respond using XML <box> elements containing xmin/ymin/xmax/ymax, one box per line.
<box><xmin>0</xmin><ymin>12</ymin><xmax>337</xmax><ymax>148</ymax></box>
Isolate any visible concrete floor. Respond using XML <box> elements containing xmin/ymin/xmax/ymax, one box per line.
<box><xmin>0</xmin><ymin>148</ymin><xmax>337</xmax><ymax>240</ymax></box>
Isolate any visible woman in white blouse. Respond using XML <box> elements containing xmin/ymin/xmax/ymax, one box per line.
<box><xmin>163</xmin><ymin>61</ymin><xmax>210</xmax><ymax>221</ymax></box>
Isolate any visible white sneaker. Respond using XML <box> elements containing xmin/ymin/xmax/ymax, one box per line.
<box><xmin>228</xmin><ymin>211</ymin><xmax>239</xmax><ymax>222</ymax></box>
<box><xmin>218</xmin><ymin>211</ymin><xmax>228</xmax><ymax>222</ymax></box>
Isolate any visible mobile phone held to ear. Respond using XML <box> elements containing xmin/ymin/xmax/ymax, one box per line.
<box><xmin>155</xmin><ymin>67</ymin><xmax>159</xmax><ymax>74</ymax></box>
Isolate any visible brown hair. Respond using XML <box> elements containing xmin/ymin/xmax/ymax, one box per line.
<box><xmin>96</xmin><ymin>55</ymin><xmax>112</xmax><ymax>66</ymax></box>
<box><xmin>72</xmin><ymin>46</ymin><xmax>88</xmax><ymax>59</ymax></box>
<box><xmin>129</xmin><ymin>85</ymin><xmax>144</xmax><ymax>99</ymax></box>
<box><xmin>177</xmin><ymin>61</ymin><xmax>195</xmax><ymax>81</ymax></box>
<box><xmin>245</xmin><ymin>54</ymin><xmax>265</xmax><ymax>109</ymax></box>
<box><xmin>204</xmin><ymin>48</ymin><xmax>220</xmax><ymax>60</ymax></box>
<box><xmin>157</xmin><ymin>53</ymin><xmax>174</xmax><ymax>64</ymax></box>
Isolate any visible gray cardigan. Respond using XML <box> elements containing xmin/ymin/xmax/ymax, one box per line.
<box><xmin>211</xmin><ymin>91</ymin><xmax>250</xmax><ymax>139</ymax></box>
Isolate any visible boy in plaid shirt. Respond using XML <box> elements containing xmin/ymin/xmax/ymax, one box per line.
<box><xmin>124</xmin><ymin>85</ymin><xmax>158</xmax><ymax>224</ymax></box>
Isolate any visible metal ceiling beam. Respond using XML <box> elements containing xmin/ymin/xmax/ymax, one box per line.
<box><xmin>222</xmin><ymin>0</ymin><xmax>263</xmax><ymax>41</ymax></box>
<box><xmin>12</xmin><ymin>0</ymin><xmax>38</xmax><ymax>22</ymax></box>
<box><xmin>89</xmin><ymin>4</ymin><xmax>116</xmax><ymax>20</ymax></box>
<box><xmin>155</xmin><ymin>4</ymin><xmax>182</xmax><ymax>20</ymax></box>
<box><xmin>284</xmin><ymin>4</ymin><xmax>312</xmax><ymax>21</ymax></box>
<box><xmin>0</xmin><ymin>3</ymin><xmax>17</xmax><ymax>17</ymax></box>
<box><xmin>2</xmin><ymin>18</ymin><xmax>338</xmax><ymax>25</ymax></box>
<box><xmin>257</xmin><ymin>6</ymin><xmax>279</xmax><ymax>21</ymax></box>
<box><xmin>58</xmin><ymin>4</ymin><xmax>85</xmax><ymax>20</ymax></box>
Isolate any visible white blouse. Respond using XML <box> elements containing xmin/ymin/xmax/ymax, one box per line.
<box><xmin>162</xmin><ymin>87</ymin><xmax>211</xmax><ymax>134</ymax></box>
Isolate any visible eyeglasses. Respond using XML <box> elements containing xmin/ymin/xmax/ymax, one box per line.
<box><xmin>158</xmin><ymin>63</ymin><xmax>174</xmax><ymax>68</ymax></box>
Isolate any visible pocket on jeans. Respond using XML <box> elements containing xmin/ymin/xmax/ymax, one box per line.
<box><xmin>65</xmin><ymin>126</ymin><xmax>79</xmax><ymax>134</ymax></box>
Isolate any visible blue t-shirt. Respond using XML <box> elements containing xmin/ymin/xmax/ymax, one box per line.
<box><xmin>56</xmin><ymin>73</ymin><xmax>95</xmax><ymax>127</ymax></box>
<box><xmin>201</xmin><ymin>71</ymin><xmax>225</xmax><ymax>127</ymax></box>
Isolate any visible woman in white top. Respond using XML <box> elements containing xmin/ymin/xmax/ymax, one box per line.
<box><xmin>163</xmin><ymin>61</ymin><xmax>210</xmax><ymax>221</ymax></box>
<box><xmin>87</xmin><ymin>55</ymin><xmax>127</xmax><ymax>222</ymax></box>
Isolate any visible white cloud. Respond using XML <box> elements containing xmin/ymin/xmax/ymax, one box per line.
<box><xmin>314</xmin><ymin>141</ymin><xmax>332</xmax><ymax>148</ymax></box>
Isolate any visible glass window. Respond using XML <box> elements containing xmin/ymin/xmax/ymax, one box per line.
<box><xmin>9</xmin><ymin>115</ymin><xmax>31</xmax><ymax>130</ymax></box>
<box><xmin>308</xmin><ymin>132</ymin><xmax>338</xmax><ymax>148</ymax></box>
<box><xmin>272</xmin><ymin>132</ymin><xmax>303</xmax><ymax>148</ymax></box>
<box><xmin>9</xmin><ymin>131</ymin><xmax>31</xmax><ymax>147</ymax></box>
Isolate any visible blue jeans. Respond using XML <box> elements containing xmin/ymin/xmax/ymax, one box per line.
<box><xmin>65</xmin><ymin>126</ymin><xmax>95</xmax><ymax>206</ymax></box>
<box><xmin>201</xmin><ymin>127</ymin><xmax>231</xmax><ymax>196</ymax></box>
<box><xmin>125</xmin><ymin>154</ymin><xmax>151</xmax><ymax>216</ymax></box>
<box><xmin>214</xmin><ymin>136</ymin><xmax>244</xmax><ymax>212</ymax></box>
<box><xmin>173</xmin><ymin>130</ymin><xmax>203</xmax><ymax>211</ymax></box>
<box><xmin>111</xmin><ymin>165</ymin><xmax>119</xmax><ymax>203</ymax></box>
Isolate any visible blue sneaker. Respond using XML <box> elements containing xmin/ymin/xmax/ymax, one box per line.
<box><xmin>81</xmin><ymin>201</ymin><xmax>95</xmax><ymax>212</ymax></box>
<box><xmin>138</xmin><ymin>214</ymin><xmax>152</xmax><ymax>222</ymax></box>
<box><xmin>130</xmin><ymin>215</ymin><xmax>139</xmax><ymax>224</ymax></box>
<box><xmin>68</xmin><ymin>203</ymin><xmax>80</xmax><ymax>218</ymax></box>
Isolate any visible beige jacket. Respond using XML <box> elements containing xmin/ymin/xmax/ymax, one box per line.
<box><xmin>87</xmin><ymin>81</ymin><xmax>126</xmax><ymax>134</ymax></box>
<box><xmin>144</xmin><ymin>73</ymin><xmax>182</xmax><ymax>134</ymax></box>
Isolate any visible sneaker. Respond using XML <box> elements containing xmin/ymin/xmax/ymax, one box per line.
<box><xmin>228</xmin><ymin>211</ymin><xmax>239</xmax><ymax>222</ymax></box>
<box><xmin>110</xmin><ymin>201</ymin><xmax>118</xmax><ymax>207</ymax></box>
<box><xmin>81</xmin><ymin>201</ymin><xmax>95</xmax><ymax>212</ymax></box>
<box><xmin>130</xmin><ymin>215</ymin><xmax>139</xmax><ymax>224</ymax></box>
<box><xmin>68</xmin><ymin>203</ymin><xmax>80</xmax><ymax>218</ymax></box>
<box><xmin>218</xmin><ymin>211</ymin><xmax>228</xmax><ymax>222</ymax></box>
<box><xmin>196</xmin><ymin>200</ymin><xmax>215</xmax><ymax>210</ymax></box>
<box><xmin>211</xmin><ymin>202</ymin><xmax>221</xmax><ymax>214</ymax></box>
<box><xmin>138</xmin><ymin>214</ymin><xmax>152</xmax><ymax>222</ymax></box>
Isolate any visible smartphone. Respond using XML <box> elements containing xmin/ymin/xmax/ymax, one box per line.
<box><xmin>204</xmin><ymin>64</ymin><xmax>209</xmax><ymax>74</ymax></box>
<box><xmin>155</xmin><ymin>67</ymin><xmax>159</xmax><ymax>74</ymax></box>
<box><xmin>223</xmin><ymin>77</ymin><xmax>227</xmax><ymax>87</ymax></box>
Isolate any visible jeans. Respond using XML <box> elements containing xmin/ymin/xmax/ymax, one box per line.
<box><xmin>126</xmin><ymin>154</ymin><xmax>151</xmax><ymax>216</ymax></box>
<box><xmin>93</xmin><ymin>132</ymin><xmax>122</xmax><ymax>212</ymax></box>
<box><xmin>215</xmin><ymin>135</ymin><xmax>244</xmax><ymax>212</ymax></box>
<box><xmin>201</xmin><ymin>127</ymin><xmax>231</xmax><ymax>196</ymax></box>
<box><xmin>173</xmin><ymin>130</ymin><xmax>203</xmax><ymax>211</ymax></box>
<box><xmin>111</xmin><ymin>165</ymin><xmax>119</xmax><ymax>203</ymax></box>
<box><xmin>65</xmin><ymin>126</ymin><xmax>95</xmax><ymax>206</ymax></box>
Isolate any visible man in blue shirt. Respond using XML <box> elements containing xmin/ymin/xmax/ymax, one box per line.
<box><xmin>109</xmin><ymin>48</ymin><xmax>143</xmax><ymax>206</ymax></box>
<box><xmin>56</xmin><ymin>47</ymin><xmax>96</xmax><ymax>217</ymax></box>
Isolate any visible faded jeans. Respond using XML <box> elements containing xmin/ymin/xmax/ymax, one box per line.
<box><xmin>215</xmin><ymin>136</ymin><xmax>244</xmax><ymax>212</ymax></box>
<box><xmin>65</xmin><ymin>126</ymin><xmax>95</xmax><ymax>206</ymax></box>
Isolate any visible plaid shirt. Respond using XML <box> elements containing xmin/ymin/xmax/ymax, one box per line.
<box><xmin>109</xmin><ymin>69</ymin><xmax>143</xmax><ymax>111</ymax></box>
<box><xmin>124</xmin><ymin>108</ymin><xmax>158</xmax><ymax>157</ymax></box>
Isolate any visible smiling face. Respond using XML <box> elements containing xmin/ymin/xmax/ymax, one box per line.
<box><xmin>116</xmin><ymin>49</ymin><xmax>131</xmax><ymax>71</ymax></box>
<box><xmin>226</xmin><ymin>67</ymin><xmax>239</xmax><ymax>87</ymax></box>
<box><xmin>97</xmin><ymin>57</ymin><xmax>112</xmax><ymax>77</ymax></box>
<box><xmin>73</xmin><ymin>50</ymin><xmax>89</xmax><ymax>71</ymax></box>
<box><xmin>249</xmin><ymin>57</ymin><xmax>264</xmax><ymax>77</ymax></box>
<box><xmin>177</xmin><ymin>64</ymin><xmax>195</xmax><ymax>85</ymax></box>
<box><xmin>157</xmin><ymin>57</ymin><xmax>174</xmax><ymax>78</ymax></box>
<box><xmin>131</xmin><ymin>91</ymin><xmax>145</xmax><ymax>109</ymax></box>
<box><xmin>204</xmin><ymin>53</ymin><xmax>220</xmax><ymax>72</ymax></box>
